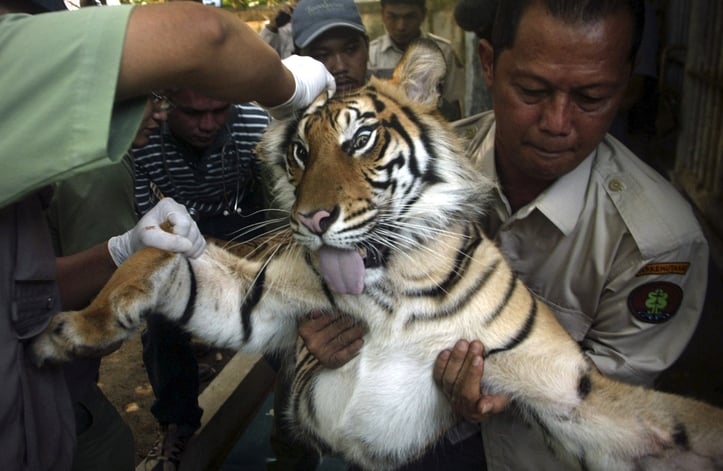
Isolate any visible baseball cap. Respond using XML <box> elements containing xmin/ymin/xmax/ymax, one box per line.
<box><xmin>30</xmin><ymin>0</ymin><xmax>67</xmax><ymax>11</ymax></box>
<box><xmin>292</xmin><ymin>0</ymin><xmax>366</xmax><ymax>49</ymax></box>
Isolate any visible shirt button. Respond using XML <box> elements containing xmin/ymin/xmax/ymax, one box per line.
<box><xmin>608</xmin><ymin>179</ymin><xmax>625</xmax><ymax>192</ymax></box>
<box><xmin>46</xmin><ymin>296</ymin><xmax>54</xmax><ymax>309</ymax></box>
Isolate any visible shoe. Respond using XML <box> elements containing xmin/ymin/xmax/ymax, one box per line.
<box><xmin>142</xmin><ymin>423</ymin><xmax>195</xmax><ymax>471</ymax></box>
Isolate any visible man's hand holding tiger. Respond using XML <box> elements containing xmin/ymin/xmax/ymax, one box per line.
<box><xmin>434</xmin><ymin>340</ymin><xmax>510</xmax><ymax>423</ymax></box>
<box><xmin>299</xmin><ymin>310</ymin><xmax>366</xmax><ymax>368</ymax></box>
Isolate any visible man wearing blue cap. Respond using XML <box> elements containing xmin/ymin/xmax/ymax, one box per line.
<box><xmin>291</xmin><ymin>0</ymin><xmax>370</xmax><ymax>93</ymax></box>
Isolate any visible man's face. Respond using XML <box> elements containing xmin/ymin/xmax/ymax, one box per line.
<box><xmin>481</xmin><ymin>3</ymin><xmax>633</xmax><ymax>185</ymax></box>
<box><xmin>167</xmin><ymin>90</ymin><xmax>231</xmax><ymax>149</ymax></box>
<box><xmin>302</xmin><ymin>28</ymin><xmax>368</xmax><ymax>93</ymax></box>
<box><xmin>381</xmin><ymin>3</ymin><xmax>425</xmax><ymax>49</ymax></box>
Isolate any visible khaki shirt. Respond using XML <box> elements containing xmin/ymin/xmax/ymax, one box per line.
<box><xmin>368</xmin><ymin>32</ymin><xmax>465</xmax><ymax>119</ymax></box>
<box><xmin>0</xmin><ymin>7</ymin><xmax>146</xmax><ymax>208</ymax></box>
<box><xmin>457</xmin><ymin>112</ymin><xmax>709</xmax><ymax>470</ymax></box>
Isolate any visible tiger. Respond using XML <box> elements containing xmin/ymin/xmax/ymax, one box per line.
<box><xmin>30</xmin><ymin>40</ymin><xmax>723</xmax><ymax>471</ymax></box>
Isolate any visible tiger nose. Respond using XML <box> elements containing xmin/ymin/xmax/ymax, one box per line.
<box><xmin>297</xmin><ymin>207</ymin><xmax>339</xmax><ymax>235</ymax></box>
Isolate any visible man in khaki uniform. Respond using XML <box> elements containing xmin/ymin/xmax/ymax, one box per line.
<box><xmin>432</xmin><ymin>0</ymin><xmax>709</xmax><ymax>469</ymax></box>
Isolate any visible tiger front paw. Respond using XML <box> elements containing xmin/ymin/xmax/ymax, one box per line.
<box><xmin>28</xmin><ymin>311</ymin><xmax>78</xmax><ymax>367</ymax></box>
<box><xmin>29</xmin><ymin>311</ymin><xmax>125</xmax><ymax>367</ymax></box>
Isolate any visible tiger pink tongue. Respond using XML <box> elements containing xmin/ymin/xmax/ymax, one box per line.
<box><xmin>318</xmin><ymin>246</ymin><xmax>365</xmax><ymax>295</ymax></box>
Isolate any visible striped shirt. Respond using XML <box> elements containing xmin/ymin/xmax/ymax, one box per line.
<box><xmin>131</xmin><ymin>103</ymin><xmax>270</xmax><ymax>219</ymax></box>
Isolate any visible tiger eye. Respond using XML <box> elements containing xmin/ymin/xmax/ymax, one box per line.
<box><xmin>353</xmin><ymin>133</ymin><xmax>370</xmax><ymax>149</ymax></box>
<box><xmin>292</xmin><ymin>142</ymin><xmax>308</xmax><ymax>164</ymax></box>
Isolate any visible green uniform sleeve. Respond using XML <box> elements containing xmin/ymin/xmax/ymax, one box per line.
<box><xmin>0</xmin><ymin>6</ymin><xmax>146</xmax><ymax>207</ymax></box>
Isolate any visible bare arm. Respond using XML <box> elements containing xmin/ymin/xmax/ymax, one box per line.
<box><xmin>57</xmin><ymin>198</ymin><xmax>205</xmax><ymax>310</ymax></box>
<box><xmin>117</xmin><ymin>3</ymin><xmax>296</xmax><ymax>107</ymax></box>
<box><xmin>56</xmin><ymin>243</ymin><xmax>116</xmax><ymax>310</ymax></box>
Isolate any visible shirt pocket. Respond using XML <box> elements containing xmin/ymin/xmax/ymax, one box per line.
<box><xmin>12</xmin><ymin>280</ymin><xmax>59</xmax><ymax>340</ymax></box>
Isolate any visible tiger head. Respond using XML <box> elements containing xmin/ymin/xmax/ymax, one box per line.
<box><xmin>258</xmin><ymin>39</ymin><xmax>493</xmax><ymax>295</ymax></box>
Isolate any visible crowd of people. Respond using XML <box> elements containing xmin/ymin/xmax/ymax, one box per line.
<box><xmin>0</xmin><ymin>0</ymin><xmax>710</xmax><ymax>471</ymax></box>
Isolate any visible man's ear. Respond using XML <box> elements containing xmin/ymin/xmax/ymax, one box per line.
<box><xmin>478</xmin><ymin>39</ymin><xmax>495</xmax><ymax>88</ymax></box>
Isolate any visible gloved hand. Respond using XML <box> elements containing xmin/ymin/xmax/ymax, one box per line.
<box><xmin>267</xmin><ymin>55</ymin><xmax>336</xmax><ymax>120</ymax></box>
<box><xmin>108</xmin><ymin>197</ymin><xmax>206</xmax><ymax>266</ymax></box>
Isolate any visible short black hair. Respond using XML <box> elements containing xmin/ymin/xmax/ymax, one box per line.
<box><xmin>380</xmin><ymin>0</ymin><xmax>425</xmax><ymax>9</ymax></box>
<box><xmin>491</xmin><ymin>0</ymin><xmax>645</xmax><ymax>64</ymax></box>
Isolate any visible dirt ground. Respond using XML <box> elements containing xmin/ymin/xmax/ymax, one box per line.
<box><xmin>98</xmin><ymin>333</ymin><xmax>234</xmax><ymax>465</ymax></box>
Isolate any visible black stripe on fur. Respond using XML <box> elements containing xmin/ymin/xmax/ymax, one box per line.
<box><xmin>673</xmin><ymin>422</ymin><xmax>690</xmax><ymax>449</ymax></box>
<box><xmin>178</xmin><ymin>258</ymin><xmax>197</xmax><ymax>326</ymax></box>
<box><xmin>486</xmin><ymin>296</ymin><xmax>537</xmax><ymax>356</ymax></box>
<box><xmin>411</xmin><ymin>229</ymin><xmax>484</xmax><ymax>297</ymax></box>
<box><xmin>406</xmin><ymin>258</ymin><xmax>503</xmax><ymax>325</ymax></box>
<box><xmin>482</xmin><ymin>266</ymin><xmax>519</xmax><ymax>327</ymax></box>
<box><xmin>292</xmin><ymin>346</ymin><xmax>324</xmax><ymax>429</ymax></box>
<box><xmin>240</xmin><ymin>266</ymin><xmax>266</xmax><ymax>342</ymax></box>
<box><xmin>578</xmin><ymin>373</ymin><xmax>592</xmax><ymax>400</ymax></box>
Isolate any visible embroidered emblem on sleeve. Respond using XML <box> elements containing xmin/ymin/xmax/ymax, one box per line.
<box><xmin>636</xmin><ymin>262</ymin><xmax>690</xmax><ymax>276</ymax></box>
<box><xmin>628</xmin><ymin>282</ymin><xmax>683</xmax><ymax>324</ymax></box>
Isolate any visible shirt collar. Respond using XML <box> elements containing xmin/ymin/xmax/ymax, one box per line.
<box><xmin>476</xmin><ymin>122</ymin><xmax>507</xmax><ymax>209</ymax></box>
<box><xmin>477</xmin><ymin>126</ymin><xmax>594</xmax><ymax>236</ymax></box>
<box><xmin>379</xmin><ymin>34</ymin><xmax>399</xmax><ymax>53</ymax></box>
<box><xmin>536</xmin><ymin>153</ymin><xmax>593</xmax><ymax>235</ymax></box>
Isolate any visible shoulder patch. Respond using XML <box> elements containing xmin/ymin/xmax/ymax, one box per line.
<box><xmin>628</xmin><ymin>282</ymin><xmax>683</xmax><ymax>324</ymax></box>
<box><xmin>636</xmin><ymin>262</ymin><xmax>690</xmax><ymax>277</ymax></box>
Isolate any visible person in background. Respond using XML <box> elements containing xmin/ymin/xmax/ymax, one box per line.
<box><xmin>260</xmin><ymin>0</ymin><xmax>298</xmax><ymax>59</ymax></box>
<box><xmin>132</xmin><ymin>88</ymin><xmax>270</xmax><ymax>471</ymax></box>
<box><xmin>367</xmin><ymin>0</ymin><xmax>465</xmax><ymax>120</ymax></box>
<box><xmin>609</xmin><ymin>0</ymin><xmax>659</xmax><ymax>160</ymax></box>
<box><xmin>291</xmin><ymin>0</ymin><xmax>370</xmax><ymax>93</ymax></box>
<box><xmin>0</xmin><ymin>0</ymin><xmax>334</xmax><ymax>469</ymax></box>
<box><xmin>46</xmin><ymin>95</ymin><xmax>171</xmax><ymax>471</ymax></box>
<box><xmin>431</xmin><ymin>0</ymin><xmax>709</xmax><ymax>469</ymax></box>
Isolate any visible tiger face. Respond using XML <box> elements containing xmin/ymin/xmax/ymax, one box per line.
<box><xmin>258</xmin><ymin>40</ymin><xmax>489</xmax><ymax>295</ymax></box>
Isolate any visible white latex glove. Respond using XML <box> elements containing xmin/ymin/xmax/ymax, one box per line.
<box><xmin>108</xmin><ymin>197</ymin><xmax>206</xmax><ymax>266</ymax></box>
<box><xmin>266</xmin><ymin>55</ymin><xmax>336</xmax><ymax>120</ymax></box>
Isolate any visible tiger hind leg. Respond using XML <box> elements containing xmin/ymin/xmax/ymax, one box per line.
<box><xmin>30</xmin><ymin>248</ymin><xmax>187</xmax><ymax>366</ymax></box>
<box><xmin>532</xmin><ymin>369</ymin><xmax>723</xmax><ymax>470</ymax></box>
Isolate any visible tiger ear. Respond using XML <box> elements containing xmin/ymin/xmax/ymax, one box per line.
<box><xmin>390</xmin><ymin>38</ymin><xmax>447</xmax><ymax>108</ymax></box>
